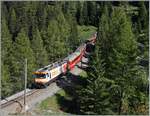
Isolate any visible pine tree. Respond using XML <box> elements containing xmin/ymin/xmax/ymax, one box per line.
<box><xmin>138</xmin><ymin>2</ymin><xmax>148</xmax><ymax>31</ymax></box>
<box><xmin>137</xmin><ymin>2</ymin><xmax>149</xmax><ymax>61</ymax></box>
<box><xmin>56</xmin><ymin>6</ymin><xmax>70</xmax><ymax>42</ymax></box>
<box><xmin>99</xmin><ymin>7</ymin><xmax>149</xmax><ymax>114</ymax></box>
<box><xmin>1</xmin><ymin>2</ymin><xmax>9</xmax><ymax>21</ymax></box>
<box><xmin>15</xmin><ymin>3</ymin><xmax>29</xmax><ymax>36</ymax></box>
<box><xmin>27</xmin><ymin>2</ymin><xmax>38</xmax><ymax>37</ymax></box>
<box><xmin>68</xmin><ymin>16</ymin><xmax>80</xmax><ymax>51</ymax></box>
<box><xmin>56</xmin><ymin>11</ymin><xmax>70</xmax><ymax>58</ymax></box>
<box><xmin>87</xmin><ymin>1</ymin><xmax>97</xmax><ymax>25</ymax></box>
<box><xmin>45</xmin><ymin>19</ymin><xmax>59</xmax><ymax>61</ymax></box>
<box><xmin>76</xmin><ymin>1</ymin><xmax>82</xmax><ymax>25</ymax></box>
<box><xmin>44</xmin><ymin>7</ymin><xmax>70</xmax><ymax>61</ymax></box>
<box><xmin>36</xmin><ymin>2</ymin><xmax>47</xmax><ymax>31</ymax></box>
<box><xmin>11</xmin><ymin>28</ymin><xmax>36</xmax><ymax>89</ymax></box>
<box><xmin>8</xmin><ymin>8</ymin><xmax>16</xmax><ymax>35</ymax></box>
<box><xmin>80</xmin><ymin>2</ymin><xmax>88</xmax><ymax>25</ymax></box>
<box><xmin>62</xmin><ymin>2</ymin><xmax>77</xmax><ymax>17</ymax></box>
<box><xmin>98</xmin><ymin>5</ymin><xmax>112</xmax><ymax>77</ymax></box>
<box><xmin>31</xmin><ymin>26</ymin><xmax>48</xmax><ymax>68</ymax></box>
<box><xmin>1</xmin><ymin>18</ymin><xmax>12</xmax><ymax>65</ymax></box>
<box><xmin>1</xmin><ymin>64</ymin><xmax>12</xmax><ymax>98</ymax></box>
<box><xmin>77</xmin><ymin>45</ymin><xmax>114</xmax><ymax>115</ymax></box>
<box><xmin>1</xmin><ymin>18</ymin><xmax>13</xmax><ymax>98</ymax></box>
<box><xmin>107</xmin><ymin>8</ymin><xmax>137</xmax><ymax>114</ymax></box>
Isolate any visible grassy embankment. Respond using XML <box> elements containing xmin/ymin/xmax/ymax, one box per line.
<box><xmin>34</xmin><ymin>25</ymin><xmax>96</xmax><ymax>115</ymax></box>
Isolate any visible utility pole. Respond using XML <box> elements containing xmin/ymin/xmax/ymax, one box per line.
<box><xmin>24</xmin><ymin>58</ymin><xmax>27</xmax><ymax>112</ymax></box>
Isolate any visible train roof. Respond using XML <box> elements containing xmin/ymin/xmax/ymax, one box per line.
<box><xmin>76</xmin><ymin>43</ymin><xmax>86</xmax><ymax>51</ymax></box>
<box><xmin>67</xmin><ymin>43</ymin><xmax>86</xmax><ymax>62</ymax></box>
<box><xmin>67</xmin><ymin>51</ymin><xmax>80</xmax><ymax>62</ymax></box>
<box><xmin>33</xmin><ymin>60</ymin><xmax>67</xmax><ymax>74</ymax></box>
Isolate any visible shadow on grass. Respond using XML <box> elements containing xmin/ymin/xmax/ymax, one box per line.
<box><xmin>55</xmin><ymin>93</ymin><xmax>79</xmax><ymax>114</ymax></box>
<box><xmin>55</xmin><ymin>72</ymin><xmax>88</xmax><ymax>114</ymax></box>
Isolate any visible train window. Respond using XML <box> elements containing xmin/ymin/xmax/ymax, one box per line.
<box><xmin>46</xmin><ymin>73</ymin><xmax>50</xmax><ymax>78</ymax></box>
<box><xmin>35</xmin><ymin>74</ymin><xmax>46</xmax><ymax>78</ymax></box>
<box><xmin>32</xmin><ymin>75</ymin><xmax>36</xmax><ymax>78</ymax></box>
<box><xmin>48</xmin><ymin>73</ymin><xmax>51</xmax><ymax>79</ymax></box>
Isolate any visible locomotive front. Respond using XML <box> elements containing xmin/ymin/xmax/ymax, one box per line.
<box><xmin>32</xmin><ymin>71</ymin><xmax>51</xmax><ymax>88</ymax></box>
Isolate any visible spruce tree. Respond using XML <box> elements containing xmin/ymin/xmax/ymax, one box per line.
<box><xmin>138</xmin><ymin>2</ymin><xmax>148</xmax><ymax>31</ymax></box>
<box><xmin>77</xmin><ymin>45</ymin><xmax>114</xmax><ymax>115</ymax></box>
<box><xmin>107</xmin><ymin>8</ymin><xmax>136</xmax><ymax>114</ymax></box>
<box><xmin>98</xmin><ymin>5</ymin><xmax>112</xmax><ymax>77</ymax></box>
<box><xmin>1</xmin><ymin>18</ymin><xmax>12</xmax><ymax>65</ymax></box>
<box><xmin>36</xmin><ymin>2</ymin><xmax>47</xmax><ymax>31</ymax></box>
<box><xmin>11</xmin><ymin>28</ymin><xmax>36</xmax><ymax>89</ymax></box>
<box><xmin>45</xmin><ymin>19</ymin><xmax>59</xmax><ymax>61</ymax></box>
<box><xmin>8</xmin><ymin>8</ymin><xmax>16</xmax><ymax>35</ymax></box>
<box><xmin>87</xmin><ymin>1</ymin><xmax>97</xmax><ymax>25</ymax></box>
<box><xmin>45</xmin><ymin>8</ymin><xmax>70</xmax><ymax>61</ymax></box>
<box><xmin>68</xmin><ymin>16</ymin><xmax>80</xmax><ymax>51</ymax></box>
<box><xmin>1</xmin><ymin>64</ymin><xmax>12</xmax><ymax>98</ymax></box>
<box><xmin>80</xmin><ymin>2</ymin><xmax>88</xmax><ymax>25</ymax></box>
<box><xmin>15</xmin><ymin>3</ymin><xmax>28</xmax><ymax>36</ymax></box>
<box><xmin>99</xmin><ymin>7</ymin><xmax>149</xmax><ymax>114</ymax></box>
<box><xmin>1</xmin><ymin>18</ymin><xmax>13</xmax><ymax>98</ymax></box>
<box><xmin>76</xmin><ymin>1</ymin><xmax>82</xmax><ymax>25</ymax></box>
<box><xmin>31</xmin><ymin>27</ymin><xmax>49</xmax><ymax>68</ymax></box>
<box><xmin>1</xmin><ymin>2</ymin><xmax>9</xmax><ymax>21</ymax></box>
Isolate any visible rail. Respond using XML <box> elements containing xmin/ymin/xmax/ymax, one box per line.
<box><xmin>1</xmin><ymin>89</ymin><xmax>39</xmax><ymax>109</ymax></box>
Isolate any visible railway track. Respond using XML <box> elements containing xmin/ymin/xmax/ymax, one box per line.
<box><xmin>1</xmin><ymin>89</ymin><xmax>39</xmax><ymax>109</ymax></box>
<box><xmin>0</xmin><ymin>82</ymin><xmax>61</xmax><ymax>115</ymax></box>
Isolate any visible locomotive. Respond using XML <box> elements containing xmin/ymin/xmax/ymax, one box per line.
<box><xmin>32</xmin><ymin>33</ymin><xmax>97</xmax><ymax>88</ymax></box>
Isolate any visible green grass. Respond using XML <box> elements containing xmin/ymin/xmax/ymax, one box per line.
<box><xmin>79</xmin><ymin>70</ymin><xmax>87</xmax><ymax>78</ymax></box>
<box><xmin>78</xmin><ymin>25</ymin><xmax>97</xmax><ymax>41</ymax></box>
<box><xmin>39</xmin><ymin>90</ymin><xmax>65</xmax><ymax>110</ymax></box>
<box><xmin>35</xmin><ymin>89</ymin><xmax>67</xmax><ymax>115</ymax></box>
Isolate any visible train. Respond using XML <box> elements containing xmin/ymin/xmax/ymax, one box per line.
<box><xmin>32</xmin><ymin>32</ymin><xmax>97</xmax><ymax>88</ymax></box>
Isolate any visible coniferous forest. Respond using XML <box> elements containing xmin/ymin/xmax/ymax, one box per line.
<box><xmin>1</xmin><ymin>1</ymin><xmax>149</xmax><ymax>115</ymax></box>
